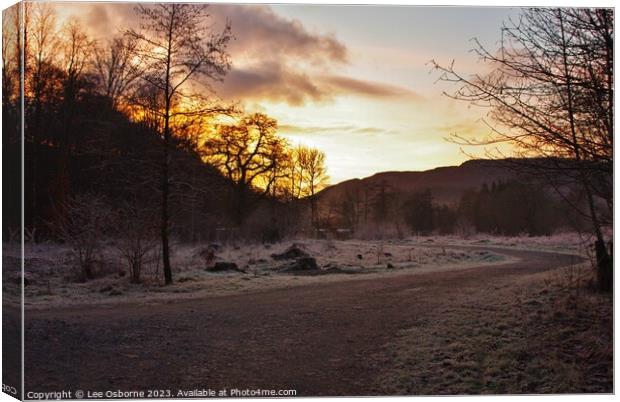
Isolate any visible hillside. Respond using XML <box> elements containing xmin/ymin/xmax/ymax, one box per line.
<box><xmin>318</xmin><ymin>159</ymin><xmax>520</xmax><ymax>206</ymax></box>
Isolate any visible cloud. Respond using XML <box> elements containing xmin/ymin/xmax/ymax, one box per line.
<box><xmin>60</xmin><ymin>3</ymin><xmax>137</xmax><ymax>38</ymax></box>
<box><xmin>320</xmin><ymin>75</ymin><xmax>419</xmax><ymax>99</ymax></box>
<box><xmin>59</xmin><ymin>3</ymin><xmax>416</xmax><ymax>107</ymax></box>
<box><xmin>61</xmin><ymin>3</ymin><xmax>348</xmax><ymax>105</ymax></box>
<box><xmin>214</xmin><ymin>62</ymin><xmax>325</xmax><ymax>106</ymax></box>
<box><xmin>353</xmin><ymin>127</ymin><xmax>384</xmax><ymax>134</ymax></box>
<box><xmin>210</xmin><ymin>5</ymin><xmax>348</xmax><ymax>65</ymax></box>
<box><xmin>215</xmin><ymin>65</ymin><xmax>419</xmax><ymax>106</ymax></box>
<box><xmin>279</xmin><ymin>123</ymin><xmax>385</xmax><ymax>136</ymax></box>
<box><xmin>60</xmin><ymin>3</ymin><xmax>347</xmax><ymax>62</ymax></box>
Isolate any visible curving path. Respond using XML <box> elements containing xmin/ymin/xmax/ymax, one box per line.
<box><xmin>23</xmin><ymin>247</ymin><xmax>581</xmax><ymax>397</ymax></box>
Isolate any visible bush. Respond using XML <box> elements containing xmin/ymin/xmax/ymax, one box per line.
<box><xmin>55</xmin><ymin>194</ymin><xmax>111</xmax><ymax>281</ymax></box>
<box><xmin>114</xmin><ymin>201</ymin><xmax>159</xmax><ymax>284</ymax></box>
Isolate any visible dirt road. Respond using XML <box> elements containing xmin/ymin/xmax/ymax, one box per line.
<box><xmin>24</xmin><ymin>247</ymin><xmax>581</xmax><ymax>396</ymax></box>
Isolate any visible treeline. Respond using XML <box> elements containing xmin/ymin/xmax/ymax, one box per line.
<box><xmin>2</xmin><ymin>4</ymin><xmax>328</xmax><ymax>283</ymax></box>
<box><xmin>329</xmin><ymin>180</ymin><xmax>587</xmax><ymax>238</ymax></box>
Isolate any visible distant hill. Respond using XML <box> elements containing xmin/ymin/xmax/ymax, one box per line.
<box><xmin>318</xmin><ymin>159</ymin><xmax>525</xmax><ymax>206</ymax></box>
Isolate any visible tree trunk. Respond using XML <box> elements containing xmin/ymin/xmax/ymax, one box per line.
<box><xmin>559</xmin><ymin>11</ymin><xmax>611</xmax><ymax>292</ymax></box>
<box><xmin>595</xmin><ymin>240</ymin><xmax>612</xmax><ymax>292</ymax></box>
<box><xmin>161</xmin><ymin>115</ymin><xmax>173</xmax><ymax>285</ymax></box>
<box><xmin>161</xmin><ymin>15</ymin><xmax>174</xmax><ymax>286</ymax></box>
<box><xmin>235</xmin><ymin>182</ymin><xmax>247</xmax><ymax>228</ymax></box>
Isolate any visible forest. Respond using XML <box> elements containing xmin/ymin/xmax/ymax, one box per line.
<box><xmin>2</xmin><ymin>4</ymin><xmax>335</xmax><ymax>283</ymax></box>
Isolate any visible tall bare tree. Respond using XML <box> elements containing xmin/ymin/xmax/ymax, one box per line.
<box><xmin>26</xmin><ymin>3</ymin><xmax>58</xmax><ymax>232</ymax></box>
<box><xmin>296</xmin><ymin>145</ymin><xmax>329</xmax><ymax>228</ymax></box>
<box><xmin>52</xmin><ymin>20</ymin><xmax>94</xmax><ymax>224</ymax></box>
<box><xmin>127</xmin><ymin>4</ymin><xmax>232</xmax><ymax>284</ymax></box>
<box><xmin>432</xmin><ymin>8</ymin><xmax>613</xmax><ymax>290</ymax></box>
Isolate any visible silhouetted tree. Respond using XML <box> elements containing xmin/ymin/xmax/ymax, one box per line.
<box><xmin>127</xmin><ymin>4</ymin><xmax>232</xmax><ymax>284</ymax></box>
<box><xmin>434</xmin><ymin>205</ymin><xmax>457</xmax><ymax>234</ymax></box>
<box><xmin>404</xmin><ymin>190</ymin><xmax>434</xmax><ymax>235</ymax></box>
<box><xmin>340</xmin><ymin>188</ymin><xmax>363</xmax><ymax>233</ymax></box>
<box><xmin>25</xmin><ymin>3</ymin><xmax>59</xmax><ymax>233</ymax></box>
<box><xmin>93</xmin><ymin>35</ymin><xmax>141</xmax><ymax>109</ymax></box>
<box><xmin>433</xmin><ymin>8</ymin><xmax>613</xmax><ymax>290</ymax></box>
<box><xmin>2</xmin><ymin>5</ymin><xmax>22</xmax><ymax>237</ymax></box>
<box><xmin>296</xmin><ymin>145</ymin><xmax>329</xmax><ymax>229</ymax></box>
<box><xmin>458</xmin><ymin>181</ymin><xmax>563</xmax><ymax>236</ymax></box>
<box><xmin>202</xmin><ymin>113</ymin><xmax>284</xmax><ymax>226</ymax></box>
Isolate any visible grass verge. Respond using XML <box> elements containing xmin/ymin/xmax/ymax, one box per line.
<box><xmin>373</xmin><ymin>264</ymin><xmax>612</xmax><ymax>394</ymax></box>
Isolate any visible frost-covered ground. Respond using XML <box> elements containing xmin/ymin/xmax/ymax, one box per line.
<box><xmin>3</xmin><ymin>233</ymin><xmax>594</xmax><ymax>309</ymax></box>
<box><xmin>410</xmin><ymin>232</ymin><xmax>594</xmax><ymax>255</ymax></box>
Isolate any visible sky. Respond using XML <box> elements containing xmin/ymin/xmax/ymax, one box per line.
<box><xmin>53</xmin><ymin>1</ymin><xmax>521</xmax><ymax>184</ymax></box>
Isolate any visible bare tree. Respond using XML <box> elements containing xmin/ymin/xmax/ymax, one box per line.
<box><xmin>54</xmin><ymin>194</ymin><xmax>111</xmax><ymax>281</ymax></box>
<box><xmin>93</xmin><ymin>35</ymin><xmax>141</xmax><ymax>109</ymax></box>
<box><xmin>202</xmin><ymin>113</ymin><xmax>285</xmax><ymax>226</ymax></box>
<box><xmin>52</xmin><ymin>20</ymin><xmax>94</xmax><ymax>224</ymax></box>
<box><xmin>2</xmin><ymin>6</ymin><xmax>19</xmax><ymax>104</ymax></box>
<box><xmin>127</xmin><ymin>4</ymin><xmax>232</xmax><ymax>284</ymax></box>
<box><xmin>114</xmin><ymin>200</ymin><xmax>159</xmax><ymax>284</ymax></box>
<box><xmin>432</xmin><ymin>8</ymin><xmax>613</xmax><ymax>290</ymax></box>
<box><xmin>26</xmin><ymin>3</ymin><xmax>58</xmax><ymax>233</ymax></box>
<box><xmin>296</xmin><ymin>145</ymin><xmax>330</xmax><ymax>229</ymax></box>
<box><xmin>2</xmin><ymin>4</ymin><xmax>22</xmax><ymax>144</ymax></box>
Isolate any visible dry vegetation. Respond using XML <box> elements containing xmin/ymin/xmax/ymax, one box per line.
<box><xmin>8</xmin><ymin>238</ymin><xmax>517</xmax><ymax>310</ymax></box>
<box><xmin>372</xmin><ymin>263</ymin><xmax>612</xmax><ymax>394</ymax></box>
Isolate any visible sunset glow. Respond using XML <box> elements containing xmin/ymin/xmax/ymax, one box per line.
<box><xmin>55</xmin><ymin>2</ymin><xmax>518</xmax><ymax>183</ymax></box>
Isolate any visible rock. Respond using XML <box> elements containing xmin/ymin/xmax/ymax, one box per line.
<box><xmin>271</xmin><ymin>244</ymin><xmax>310</xmax><ymax>260</ymax></box>
<box><xmin>284</xmin><ymin>257</ymin><xmax>318</xmax><ymax>272</ymax></box>
<box><xmin>108</xmin><ymin>289</ymin><xmax>123</xmax><ymax>296</ymax></box>
<box><xmin>387</xmin><ymin>263</ymin><xmax>395</xmax><ymax>269</ymax></box>
<box><xmin>206</xmin><ymin>262</ymin><xmax>245</xmax><ymax>273</ymax></box>
<box><xmin>356</xmin><ymin>254</ymin><xmax>363</xmax><ymax>260</ymax></box>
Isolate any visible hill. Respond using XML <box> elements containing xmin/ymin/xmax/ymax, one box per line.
<box><xmin>318</xmin><ymin>159</ymin><xmax>522</xmax><ymax>207</ymax></box>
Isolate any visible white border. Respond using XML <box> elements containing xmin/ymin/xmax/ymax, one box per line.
<box><xmin>0</xmin><ymin>2</ymin><xmax>616</xmax><ymax>402</ymax></box>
